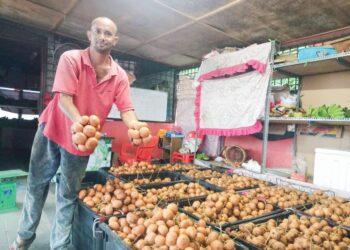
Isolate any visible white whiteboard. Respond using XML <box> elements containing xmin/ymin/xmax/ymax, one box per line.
<box><xmin>107</xmin><ymin>87</ymin><xmax>168</xmax><ymax>121</ymax></box>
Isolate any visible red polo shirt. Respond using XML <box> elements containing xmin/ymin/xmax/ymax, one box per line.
<box><xmin>39</xmin><ymin>48</ymin><xmax>134</xmax><ymax>156</ymax></box>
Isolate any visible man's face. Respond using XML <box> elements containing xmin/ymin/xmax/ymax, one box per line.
<box><xmin>87</xmin><ymin>19</ymin><xmax>118</xmax><ymax>53</ymax></box>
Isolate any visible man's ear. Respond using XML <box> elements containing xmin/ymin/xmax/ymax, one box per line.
<box><xmin>113</xmin><ymin>35</ymin><xmax>119</xmax><ymax>46</ymax></box>
<box><xmin>87</xmin><ymin>30</ymin><xmax>92</xmax><ymax>41</ymax></box>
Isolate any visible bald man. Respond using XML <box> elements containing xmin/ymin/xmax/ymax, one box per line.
<box><xmin>11</xmin><ymin>17</ymin><xmax>146</xmax><ymax>250</ymax></box>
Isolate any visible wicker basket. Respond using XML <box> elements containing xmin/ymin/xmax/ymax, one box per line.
<box><xmin>222</xmin><ymin>145</ymin><xmax>246</xmax><ymax>167</ymax></box>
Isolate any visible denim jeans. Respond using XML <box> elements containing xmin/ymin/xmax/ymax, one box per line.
<box><xmin>17</xmin><ymin>124</ymin><xmax>89</xmax><ymax>250</ymax></box>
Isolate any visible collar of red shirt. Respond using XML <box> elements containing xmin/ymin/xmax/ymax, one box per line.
<box><xmin>81</xmin><ymin>47</ymin><xmax>118</xmax><ymax>76</ymax></box>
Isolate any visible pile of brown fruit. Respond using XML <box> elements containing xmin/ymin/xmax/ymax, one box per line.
<box><xmin>107</xmin><ymin>204</ymin><xmax>236</xmax><ymax>249</ymax></box>
<box><xmin>183</xmin><ymin>191</ymin><xmax>274</xmax><ymax>225</ymax></box>
<box><xmin>78</xmin><ymin>178</ymin><xmax>157</xmax><ymax>215</ymax></box>
<box><xmin>230</xmin><ymin>214</ymin><xmax>350</xmax><ymax>249</ymax></box>
<box><xmin>145</xmin><ymin>182</ymin><xmax>214</xmax><ymax>201</ymax></box>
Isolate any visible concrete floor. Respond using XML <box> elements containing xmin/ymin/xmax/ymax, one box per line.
<box><xmin>0</xmin><ymin>177</ymin><xmax>75</xmax><ymax>250</ymax></box>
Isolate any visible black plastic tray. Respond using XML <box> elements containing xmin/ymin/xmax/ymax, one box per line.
<box><xmin>198</xmin><ymin>179</ymin><xmax>264</xmax><ymax>192</ymax></box>
<box><xmin>97</xmin><ymin>215</ymin><xmax>132</xmax><ymax>250</ymax></box>
<box><xmin>82</xmin><ymin>170</ymin><xmax>115</xmax><ymax>188</ymax></box>
<box><xmin>99</xmin><ymin>213</ymin><xmax>249</xmax><ymax>250</ymax></box>
<box><xmin>138</xmin><ymin>180</ymin><xmax>223</xmax><ymax>204</ymax></box>
<box><xmin>100</xmin><ymin>164</ymin><xmax>210</xmax><ymax>177</ymax></box>
<box><xmin>178</xmin><ymin>167</ymin><xmax>229</xmax><ymax>181</ymax></box>
<box><xmin>200</xmin><ymin>176</ymin><xmax>274</xmax><ymax>192</ymax></box>
<box><xmin>72</xmin><ymin>200</ymin><xmax>105</xmax><ymax>250</ymax></box>
<box><xmin>56</xmin><ymin>170</ymin><xmax>113</xmax><ymax>189</ymax></box>
<box><xmin>177</xmin><ymin>196</ymin><xmax>283</xmax><ymax>230</ymax></box>
<box><xmin>225</xmin><ymin>210</ymin><xmax>350</xmax><ymax>250</ymax></box>
<box><xmin>119</xmin><ymin>171</ymin><xmax>182</xmax><ymax>184</ymax></box>
<box><xmin>100</xmin><ymin>166</ymin><xmax>170</xmax><ymax>178</ymax></box>
<box><xmin>294</xmin><ymin>201</ymin><xmax>350</xmax><ymax>230</ymax></box>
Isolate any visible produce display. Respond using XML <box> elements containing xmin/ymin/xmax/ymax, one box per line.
<box><xmin>144</xmin><ymin>182</ymin><xmax>215</xmax><ymax>201</ymax></box>
<box><xmin>183</xmin><ymin>191</ymin><xmax>274</xmax><ymax>225</ymax></box>
<box><xmin>78</xmin><ymin>178</ymin><xmax>157</xmax><ymax>215</ymax></box>
<box><xmin>128</xmin><ymin>121</ymin><xmax>152</xmax><ymax>145</ymax></box>
<box><xmin>109</xmin><ymin>162</ymin><xmax>196</xmax><ymax>175</ymax></box>
<box><xmin>72</xmin><ymin>115</ymin><xmax>101</xmax><ymax>152</ymax></box>
<box><xmin>107</xmin><ymin>204</ymin><xmax>236</xmax><ymax>249</ymax></box>
<box><xmin>128</xmin><ymin>177</ymin><xmax>173</xmax><ymax>186</ymax></box>
<box><xmin>75</xmin><ymin>161</ymin><xmax>350</xmax><ymax>249</ymax></box>
<box><xmin>228</xmin><ymin>214</ymin><xmax>350</xmax><ymax>249</ymax></box>
<box><xmin>183</xmin><ymin>169</ymin><xmax>225</xmax><ymax>179</ymax></box>
<box><xmin>241</xmin><ymin>186</ymin><xmax>328</xmax><ymax>209</ymax></box>
<box><xmin>205</xmin><ymin>175</ymin><xmax>269</xmax><ymax>190</ymax></box>
<box><xmin>304</xmin><ymin>196</ymin><xmax>350</xmax><ymax>227</ymax></box>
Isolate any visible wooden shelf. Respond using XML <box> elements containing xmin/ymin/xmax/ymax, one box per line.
<box><xmin>273</xmin><ymin>51</ymin><xmax>350</xmax><ymax>77</ymax></box>
<box><xmin>266</xmin><ymin>117</ymin><xmax>350</xmax><ymax>126</ymax></box>
<box><xmin>161</xmin><ymin>136</ymin><xmax>183</xmax><ymax>160</ymax></box>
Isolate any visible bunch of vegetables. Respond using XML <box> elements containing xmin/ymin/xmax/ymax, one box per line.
<box><xmin>183</xmin><ymin>191</ymin><xmax>274</xmax><ymax>225</ymax></box>
<box><xmin>184</xmin><ymin>169</ymin><xmax>224</xmax><ymax>179</ymax></box>
<box><xmin>229</xmin><ymin>214</ymin><xmax>350</xmax><ymax>249</ymax></box>
<box><xmin>305</xmin><ymin>196</ymin><xmax>350</xmax><ymax>227</ymax></box>
<box><xmin>307</xmin><ymin>104</ymin><xmax>347</xmax><ymax>119</ymax></box>
<box><xmin>107</xmin><ymin>204</ymin><xmax>236</xmax><ymax>249</ymax></box>
<box><xmin>72</xmin><ymin>115</ymin><xmax>101</xmax><ymax>152</ymax></box>
<box><xmin>128</xmin><ymin>121</ymin><xmax>152</xmax><ymax>145</ymax></box>
<box><xmin>242</xmin><ymin>186</ymin><xmax>327</xmax><ymax>209</ymax></box>
<box><xmin>205</xmin><ymin>175</ymin><xmax>268</xmax><ymax>190</ymax></box>
<box><xmin>78</xmin><ymin>178</ymin><xmax>157</xmax><ymax>216</ymax></box>
<box><xmin>145</xmin><ymin>182</ymin><xmax>214</xmax><ymax>201</ymax></box>
<box><xmin>196</xmin><ymin>152</ymin><xmax>210</xmax><ymax>161</ymax></box>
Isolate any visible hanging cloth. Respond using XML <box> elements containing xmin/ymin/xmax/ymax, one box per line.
<box><xmin>194</xmin><ymin>42</ymin><xmax>272</xmax><ymax>136</ymax></box>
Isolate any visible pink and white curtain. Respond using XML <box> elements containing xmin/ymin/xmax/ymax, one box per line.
<box><xmin>193</xmin><ymin>42</ymin><xmax>272</xmax><ymax>136</ymax></box>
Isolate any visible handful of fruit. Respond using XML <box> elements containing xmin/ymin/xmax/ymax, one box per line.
<box><xmin>72</xmin><ymin>115</ymin><xmax>102</xmax><ymax>152</ymax></box>
<box><xmin>128</xmin><ymin>121</ymin><xmax>152</xmax><ymax>146</ymax></box>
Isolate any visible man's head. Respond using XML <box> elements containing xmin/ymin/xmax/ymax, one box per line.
<box><xmin>87</xmin><ymin>17</ymin><xmax>119</xmax><ymax>54</ymax></box>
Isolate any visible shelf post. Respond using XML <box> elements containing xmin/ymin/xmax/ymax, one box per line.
<box><xmin>261</xmin><ymin>41</ymin><xmax>277</xmax><ymax>173</ymax></box>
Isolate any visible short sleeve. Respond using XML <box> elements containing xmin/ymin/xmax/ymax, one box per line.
<box><xmin>52</xmin><ymin>53</ymin><xmax>79</xmax><ymax>95</ymax></box>
<box><xmin>114</xmin><ymin>73</ymin><xmax>134</xmax><ymax>112</ymax></box>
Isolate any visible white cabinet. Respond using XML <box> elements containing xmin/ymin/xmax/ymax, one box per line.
<box><xmin>314</xmin><ymin>148</ymin><xmax>350</xmax><ymax>192</ymax></box>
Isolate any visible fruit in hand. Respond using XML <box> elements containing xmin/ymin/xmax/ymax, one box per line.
<box><xmin>128</xmin><ymin>121</ymin><xmax>152</xmax><ymax>146</ymax></box>
<box><xmin>72</xmin><ymin>115</ymin><xmax>102</xmax><ymax>152</ymax></box>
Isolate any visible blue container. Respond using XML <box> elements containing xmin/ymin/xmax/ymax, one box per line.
<box><xmin>298</xmin><ymin>47</ymin><xmax>337</xmax><ymax>61</ymax></box>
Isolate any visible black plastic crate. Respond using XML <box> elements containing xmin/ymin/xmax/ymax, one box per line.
<box><xmin>237</xmin><ymin>188</ymin><xmax>328</xmax><ymax>211</ymax></box>
<box><xmin>178</xmin><ymin>167</ymin><xmax>229</xmax><ymax>181</ymax></box>
<box><xmin>80</xmin><ymin>170</ymin><xmax>114</xmax><ymax>188</ymax></box>
<box><xmin>199</xmin><ymin>177</ymin><xmax>274</xmax><ymax>192</ymax></box>
<box><xmin>99</xmin><ymin>214</ymin><xmax>249</xmax><ymax>250</ymax></box>
<box><xmin>98</xmin><ymin>221</ymin><xmax>132</xmax><ymax>250</ymax></box>
<box><xmin>224</xmin><ymin>210</ymin><xmax>350</xmax><ymax>250</ymax></box>
<box><xmin>138</xmin><ymin>180</ymin><xmax>222</xmax><ymax>204</ymax></box>
<box><xmin>293</xmin><ymin>201</ymin><xmax>350</xmax><ymax>230</ymax></box>
<box><xmin>70</xmin><ymin>171</ymin><xmax>114</xmax><ymax>250</ymax></box>
<box><xmin>177</xmin><ymin>195</ymin><xmax>283</xmax><ymax>229</ymax></box>
<box><xmin>119</xmin><ymin>171</ymin><xmax>182</xmax><ymax>184</ymax></box>
<box><xmin>72</xmin><ymin>200</ymin><xmax>105</xmax><ymax>250</ymax></box>
<box><xmin>100</xmin><ymin>164</ymin><xmax>210</xmax><ymax>177</ymax></box>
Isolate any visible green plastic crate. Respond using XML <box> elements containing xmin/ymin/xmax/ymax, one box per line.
<box><xmin>0</xmin><ymin>181</ymin><xmax>17</xmax><ymax>213</ymax></box>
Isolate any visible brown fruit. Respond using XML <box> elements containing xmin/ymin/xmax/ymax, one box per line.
<box><xmin>89</xmin><ymin>115</ymin><xmax>100</xmax><ymax>127</ymax></box>
<box><xmin>83</xmin><ymin>125</ymin><xmax>97</xmax><ymax>137</ymax></box>
<box><xmin>79</xmin><ymin>115</ymin><xmax>89</xmax><ymax>125</ymax></box>
<box><xmin>85</xmin><ymin>137</ymin><xmax>98</xmax><ymax>150</ymax></box>
<box><xmin>72</xmin><ymin>132</ymin><xmax>87</xmax><ymax>145</ymax></box>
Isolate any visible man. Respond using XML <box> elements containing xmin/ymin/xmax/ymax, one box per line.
<box><xmin>11</xmin><ymin>17</ymin><xmax>145</xmax><ymax>250</ymax></box>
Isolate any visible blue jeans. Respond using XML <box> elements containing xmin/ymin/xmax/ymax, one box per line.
<box><xmin>17</xmin><ymin>124</ymin><xmax>89</xmax><ymax>250</ymax></box>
